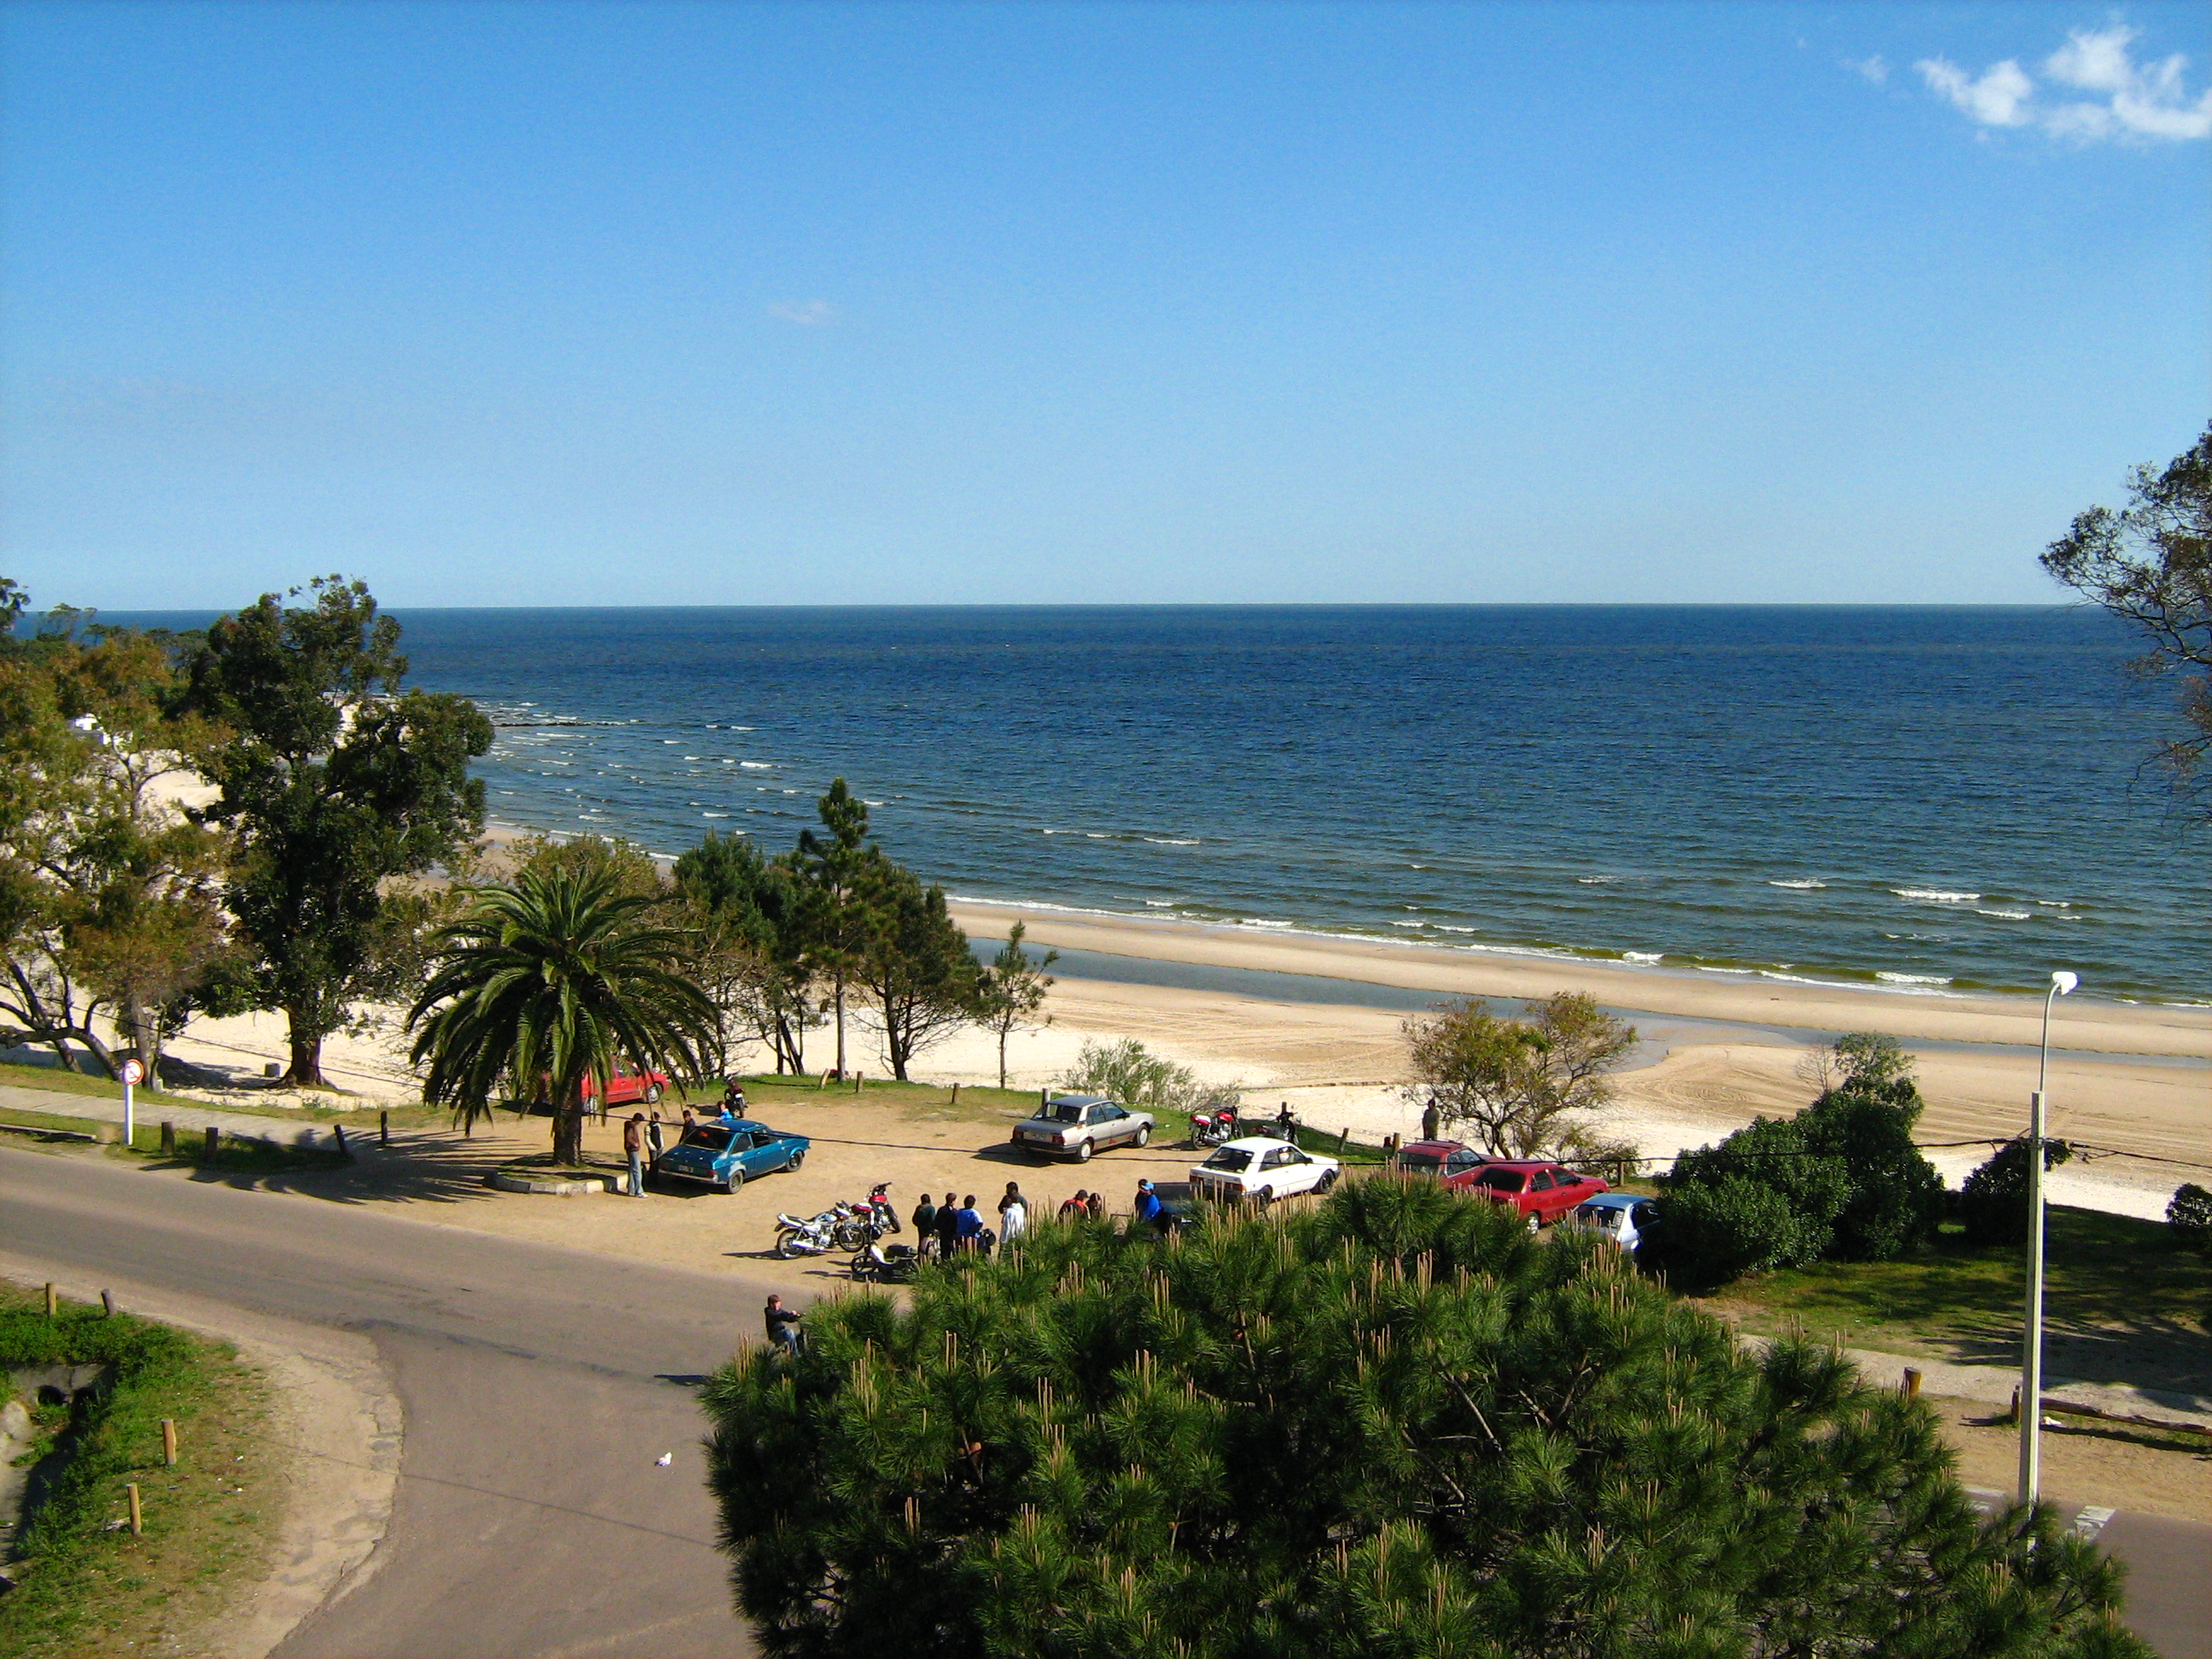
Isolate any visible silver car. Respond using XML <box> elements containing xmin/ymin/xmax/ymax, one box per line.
<box><xmin>1010</xmin><ymin>1093</ymin><xmax>1154</xmax><ymax>1161</ymax></box>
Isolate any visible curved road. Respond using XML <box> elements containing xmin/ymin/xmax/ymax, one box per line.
<box><xmin>1</xmin><ymin>1147</ymin><xmax>764</xmax><ymax>1658</ymax></box>
<box><xmin>3</xmin><ymin>1147</ymin><xmax>2203</xmax><ymax>1658</ymax></box>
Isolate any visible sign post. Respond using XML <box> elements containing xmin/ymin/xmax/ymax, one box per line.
<box><xmin>119</xmin><ymin>1057</ymin><xmax>145</xmax><ymax>1150</ymax></box>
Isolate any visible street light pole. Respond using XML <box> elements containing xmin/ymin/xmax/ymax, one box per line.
<box><xmin>2018</xmin><ymin>969</ymin><xmax>2077</xmax><ymax>1506</ymax></box>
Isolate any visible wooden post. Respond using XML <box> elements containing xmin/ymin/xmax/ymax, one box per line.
<box><xmin>44</xmin><ymin>1283</ymin><xmax>56</xmax><ymax>1317</ymax></box>
<box><xmin>817</xmin><ymin>1071</ymin><xmax>829</xmax><ymax>1091</ymax></box>
<box><xmin>333</xmin><ymin>1123</ymin><xmax>350</xmax><ymax>1159</ymax></box>
<box><xmin>161</xmin><ymin>1419</ymin><xmax>178</xmax><ymax>1466</ymax></box>
<box><xmin>1901</xmin><ymin>1368</ymin><xmax>1922</xmax><ymax>1400</ymax></box>
<box><xmin>2008</xmin><ymin>1386</ymin><xmax>2021</xmax><ymax>1424</ymax></box>
<box><xmin>160</xmin><ymin>1121</ymin><xmax>177</xmax><ymax>1156</ymax></box>
<box><xmin>1339</xmin><ymin>1126</ymin><xmax>1349</xmax><ymax>1152</ymax></box>
<box><xmin>206</xmin><ymin>1126</ymin><xmax>221</xmax><ymax>1159</ymax></box>
<box><xmin>949</xmin><ymin>1083</ymin><xmax>960</xmax><ymax>1108</ymax></box>
<box><xmin>101</xmin><ymin>1289</ymin><xmax>114</xmax><ymax>1317</ymax></box>
<box><xmin>126</xmin><ymin>1482</ymin><xmax>143</xmax><ymax>1534</ymax></box>
<box><xmin>379</xmin><ymin>1109</ymin><xmax>390</xmax><ymax>1146</ymax></box>
<box><xmin>853</xmin><ymin>1071</ymin><xmax>863</xmax><ymax>1094</ymax></box>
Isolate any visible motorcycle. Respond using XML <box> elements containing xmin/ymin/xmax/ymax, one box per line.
<box><xmin>1190</xmin><ymin>1108</ymin><xmax>1237</xmax><ymax>1148</ymax></box>
<box><xmin>850</xmin><ymin>1240</ymin><xmax>923</xmax><ymax>1284</ymax></box>
<box><xmin>774</xmin><ymin>1202</ymin><xmax>860</xmax><ymax>1259</ymax></box>
<box><xmin>864</xmin><ymin>1181</ymin><xmax>899</xmax><ymax>1236</ymax></box>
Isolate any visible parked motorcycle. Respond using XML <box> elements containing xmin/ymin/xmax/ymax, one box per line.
<box><xmin>850</xmin><ymin>1240</ymin><xmax>923</xmax><ymax>1284</ymax></box>
<box><xmin>864</xmin><ymin>1181</ymin><xmax>899</xmax><ymax>1236</ymax></box>
<box><xmin>1190</xmin><ymin>1108</ymin><xmax>1237</xmax><ymax>1148</ymax></box>
<box><xmin>773</xmin><ymin>1202</ymin><xmax>859</xmax><ymax>1259</ymax></box>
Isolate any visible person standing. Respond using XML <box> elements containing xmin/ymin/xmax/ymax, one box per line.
<box><xmin>1060</xmin><ymin>1190</ymin><xmax>1087</xmax><ymax>1220</ymax></box>
<box><xmin>1420</xmin><ymin>1101</ymin><xmax>1441</xmax><ymax>1143</ymax></box>
<box><xmin>764</xmin><ymin>1295</ymin><xmax>804</xmax><ymax>1357</ymax></box>
<box><xmin>647</xmin><ymin>1109</ymin><xmax>666</xmax><ymax>1159</ymax></box>
<box><xmin>1000</xmin><ymin>1190</ymin><xmax>1028</xmax><ymax>1247</ymax></box>
<box><xmin>997</xmin><ymin>1181</ymin><xmax>1024</xmax><ymax>1221</ymax></box>
<box><xmin>1085</xmin><ymin>1190</ymin><xmax>1104</xmax><ymax>1220</ymax></box>
<box><xmin>681</xmin><ymin>1106</ymin><xmax>697</xmax><ymax>1134</ymax></box>
<box><xmin>955</xmin><ymin>1194</ymin><xmax>985</xmax><ymax>1252</ymax></box>
<box><xmin>935</xmin><ymin>1191</ymin><xmax>961</xmax><ymax>1260</ymax></box>
<box><xmin>623</xmin><ymin>1112</ymin><xmax>647</xmax><ymax>1197</ymax></box>
<box><xmin>912</xmin><ymin>1191</ymin><xmax>940</xmax><ymax>1256</ymax></box>
<box><xmin>1133</xmin><ymin>1179</ymin><xmax>1161</xmax><ymax>1225</ymax></box>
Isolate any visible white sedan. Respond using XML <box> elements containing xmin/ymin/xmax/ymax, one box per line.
<box><xmin>1189</xmin><ymin>1137</ymin><xmax>1342</xmax><ymax>1206</ymax></box>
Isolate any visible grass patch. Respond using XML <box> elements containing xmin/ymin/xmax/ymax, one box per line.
<box><xmin>0</xmin><ymin>1286</ymin><xmax>276</xmax><ymax>1658</ymax></box>
<box><xmin>1697</xmin><ymin>1206</ymin><xmax>2211</xmax><ymax>1372</ymax></box>
<box><xmin>108</xmin><ymin>1122</ymin><xmax>353</xmax><ymax>1176</ymax></box>
<box><xmin>0</xmin><ymin>1108</ymin><xmax>102</xmax><ymax>1144</ymax></box>
<box><xmin>0</xmin><ymin>1061</ymin><xmax>201</xmax><ymax>1114</ymax></box>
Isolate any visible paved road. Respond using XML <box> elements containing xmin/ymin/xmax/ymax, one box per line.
<box><xmin>0</xmin><ymin>1147</ymin><xmax>763</xmax><ymax>1658</ymax></box>
<box><xmin>3</xmin><ymin>1147</ymin><xmax>2204</xmax><ymax>1657</ymax></box>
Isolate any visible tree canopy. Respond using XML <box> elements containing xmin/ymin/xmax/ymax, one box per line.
<box><xmin>2042</xmin><ymin>423</ymin><xmax>2212</xmax><ymax>817</ymax></box>
<box><xmin>183</xmin><ymin>577</ymin><xmax>492</xmax><ymax>1085</ymax></box>
<box><xmin>1402</xmin><ymin>993</ymin><xmax>1638</xmax><ymax>1165</ymax></box>
<box><xmin>705</xmin><ymin>1179</ymin><xmax>2144</xmax><ymax>1658</ymax></box>
<box><xmin>975</xmin><ymin>921</ymin><xmax>1057</xmax><ymax>1089</ymax></box>
<box><xmin>407</xmin><ymin>863</ymin><xmax>719</xmax><ymax>1162</ymax></box>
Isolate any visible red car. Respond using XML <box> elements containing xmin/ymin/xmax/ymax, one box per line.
<box><xmin>1463</xmin><ymin>1160</ymin><xmax>1610</xmax><ymax>1230</ymax></box>
<box><xmin>579</xmin><ymin>1063</ymin><xmax>669</xmax><ymax>1117</ymax></box>
<box><xmin>1392</xmin><ymin>1143</ymin><xmax>1608</xmax><ymax>1228</ymax></box>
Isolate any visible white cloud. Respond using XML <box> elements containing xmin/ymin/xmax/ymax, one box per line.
<box><xmin>1917</xmin><ymin>55</ymin><xmax>2036</xmax><ymax>126</ymax></box>
<box><xmin>768</xmin><ymin>300</ymin><xmax>839</xmax><ymax>326</ymax></box>
<box><xmin>1912</xmin><ymin>24</ymin><xmax>2212</xmax><ymax>142</ymax></box>
<box><xmin>1845</xmin><ymin>55</ymin><xmax>1889</xmax><ymax>86</ymax></box>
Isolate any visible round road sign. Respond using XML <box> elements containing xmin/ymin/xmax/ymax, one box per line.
<box><xmin>119</xmin><ymin>1057</ymin><xmax>145</xmax><ymax>1086</ymax></box>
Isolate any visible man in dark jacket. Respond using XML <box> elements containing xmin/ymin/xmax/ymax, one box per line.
<box><xmin>934</xmin><ymin>1191</ymin><xmax>961</xmax><ymax>1259</ymax></box>
<box><xmin>912</xmin><ymin>1192</ymin><xmax>940</xmax><ymax>1243</ymax></box>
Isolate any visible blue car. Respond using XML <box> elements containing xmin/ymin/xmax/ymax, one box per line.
<box><xmin>652</xmin><ymin>1119</ymin><xmax>809</xmax><ymax>1193</ymax></box>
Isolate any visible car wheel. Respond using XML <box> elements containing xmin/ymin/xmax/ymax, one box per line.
<box><xmin>1133</xmin><ymin>1123</ymin><xmax>1151</xmax><ymax>1147</ymax></box>
<box><xmin>1074</xmin><ymin>1139</ymin><xmax>1094</xmax><ymax>1162</ymax></box>
<box><xmin>725</xmin><ymin>1167</ymin><xmax>745</xmax><ymax>1193</ymax></box>
<box><xmin>1525</xmin><ymin>1210</ymin><xmax>1541</xmax><ymax>1234</ymax></box>
<box><xmin>784</xmin><ymin>1149</ymin><xmax>806</xmax><ymax>1172</ymax></box>
<box><xmin>1254</xmin><ymin>1187</ymin><xmax>1274</xmax><ymax>1209</ymax></box>
<box><xmin>643</xmin><ymin>1084</ymin><xmax>663</xmax><ymax>1105</ymax></box>
<box><xmin>582</xmin><ymin>1093</ymin><xmax>601</xmax><ymax>1121</ymax></box>
<box><xmin>1318</xmin><ymin>1167</ymin><xmax>1340</xmax><ymax>1192</ymax></box>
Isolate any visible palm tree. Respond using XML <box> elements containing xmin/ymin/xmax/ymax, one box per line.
<box><xmin>408</xmin><ymin>865</ymin><xmax>719</xmax><ymax>1165</ymax></box>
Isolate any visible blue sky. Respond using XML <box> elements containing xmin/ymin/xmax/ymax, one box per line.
<box><xmin>3</xmin><ymin>2</ymin><xmax>2206</xmax><ymax>609</ymax></box>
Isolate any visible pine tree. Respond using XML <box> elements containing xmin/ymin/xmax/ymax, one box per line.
<box><xmin>704</xmin><ymin>1179</ymin><xmax>2145</xmax><ymax>1658</ymax></box>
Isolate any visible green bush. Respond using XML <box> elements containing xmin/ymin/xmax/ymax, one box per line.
<box><xmin>1959</xmin><ymin>1137</ymin><xmax>2075</xmax><ymax>1246</ymax></box>
<box><xmin>2166</xmin><ymin>1183</ymin><xmax>2212</xmax><ymax>1256</ymax></box>
<box><xmin>703</xmin><ymin>1180</ymin><xmax>2145</xmax><ymax>1659</ymax></box>
<box><xmin>1656</xmin><ymin>1082</ymin><xmax>1945</xmax><ymax>1287</ymax></box>
<box><xmin>1653</xmin><ymin>1174</ymin><xmax>1829</xmax><ymax>1287</ymax></box>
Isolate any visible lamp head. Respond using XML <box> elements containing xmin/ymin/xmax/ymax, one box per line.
<box><xmin>2050</xmin><ymin>970</ymin><xmax>2079</xmax><ymax>996</ymax></box>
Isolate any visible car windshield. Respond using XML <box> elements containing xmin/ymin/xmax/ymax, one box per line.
<box><xmin>680</xmin><ymin>1127</ymin><xmax>733</xmax><ymax>1150</ymax></box>
<box><xmin>1396</xmin><ymin>1150</ymin><xmax>1445</xmax><ymax>1172</ymax></box>
<box><xmin>1574</xmin><ymin>1205</ymin><xmax>1617</xmax><ymax>1225</ymax></box>
<box><xmin>1474</xmin><ymin>1168</ymin><xmax>1526</xmax><ymax>1192</ymax></box>
<box><xmin>1044</xmin><ymin>1102</ymin><xmax>1086</xmax><ymax>1123</ymax></box>
<box><xmin>1202</xmin><ymin>1148</ymin><xmax>1254</xmax><ymax>1173</ymax></box>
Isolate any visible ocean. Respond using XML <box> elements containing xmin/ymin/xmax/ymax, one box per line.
<box><xmin>125</xmin><ymin>605</ymin><xmax>2209</xmax><ymax>1004</ymax></box>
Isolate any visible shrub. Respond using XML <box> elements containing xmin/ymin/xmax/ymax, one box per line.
<box><xmin>1651</xmin><ymin>1173</ymin><xmax>1831</xmax><ymax>1288</ymax></box>
<box><xmin>1056</xmin><ymin>1037</ymin><xmax>1239</xmax><ymax>1118</ymax></box>
<box><xmin>703</xmin><ymin>1180</ymin><xmax>2145</xmax><ymax>1658</ymax></box>
<box><xmin>1959</xmin><ymin>1137</ymin><xmax>2075</xmax><ymax>1246</ymax></box>
<box><xmin>1796</xmin><ymin>1080</ymin><xmax>1947</xmax><ymax>1261</ymax></box>
<box><xmin>2167</xmin><ymin>1183</ymin><xmax>2212</xmax><ymax>1256</ymax></box>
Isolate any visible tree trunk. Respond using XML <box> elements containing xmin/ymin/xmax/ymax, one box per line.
<box><xmin>284</xmin><ymin>1026</ymin><xmax>326</xmax><ymax>1088</ymax></box>
<box><xmin>998</xmin><ymin>1028</ymin><xmax>1009</xmax><ymax>1091</ymax></box>
<box><xmin>834</xmin><ymin>977</ymin><xmax>847</xmax><ymax>1078</ymax></box>
<box><xmin>553</xmin><ymin>1100</ymin><xmax>584</xmax><ymax>1166</ymax></box>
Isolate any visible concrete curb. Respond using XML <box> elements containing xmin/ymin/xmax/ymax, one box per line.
<box><xmin>485</xmin><ymin>1169</ymin><xmax>616</xmax><ymax>1195</ymax></box>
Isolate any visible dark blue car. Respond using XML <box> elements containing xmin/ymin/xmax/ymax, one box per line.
<box><xmin>652</xmin><ymin>1119</ymin><xmax>809</xmax><ymax>1193</ymax></box>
